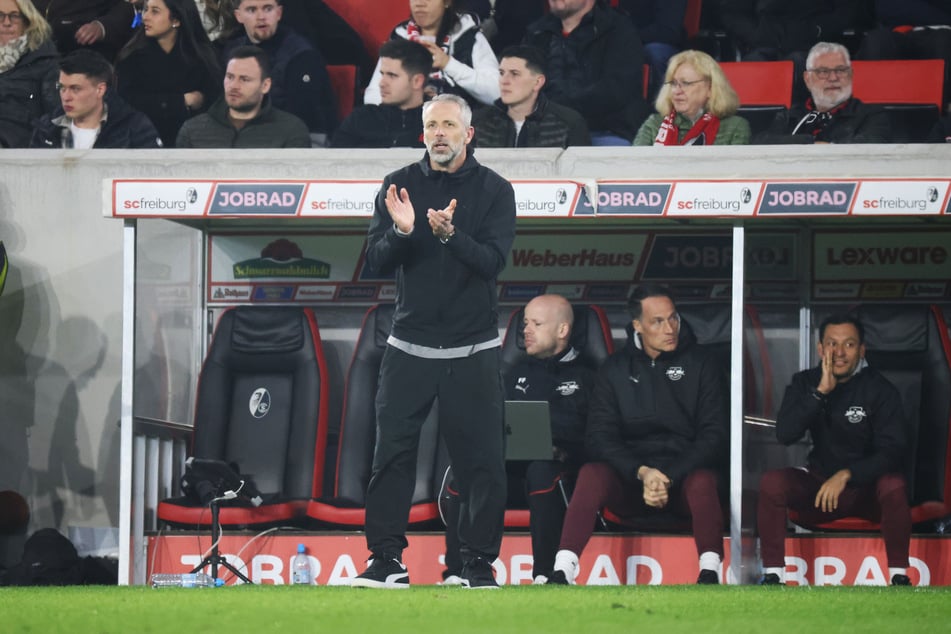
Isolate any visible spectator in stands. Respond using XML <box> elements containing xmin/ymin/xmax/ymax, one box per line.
<box><xmin>332</xmin><ymin>39</ymin><xmax>428</xmax><ymax>149</ymax></box>
<box><xmin>857</xmin><ymin>0</ymin><xmax>951</xmax><ymax>111</ymax></box>
<box><xmin>441</xmin><ymin>294</ymin><xmax>596</xmax><ymax>586</ymax></box>
<box><xmin>32</xmin><ymin>0</ymin><xmax>135</xmax><ymax>62</ymax></box>
<box><xmin>472</xmin><ymin>45</ymin><xmax>590</xmax><ymax>147</ymax></box>
<box><xmin>175</xmin><ymin>45</ymin><xmax>310</xmax><ymax>148</ymax></box>
<box><xmin>523</xmin><ymin>0</ymin><xmax>649</xmax><ymax>146</ymax></box>
<box><xmin>755</xmin><ymin>42</ymin><xmax>890</xmax><ymax>144</ymax></box>
<box><xmin>757</xmin><ymin>314</ymin><xmax>912</xmax><ymax>586</ymax></box>
<box><xmin>719</xmin><ymin>0</ymin><xmax>867</xmax><ymax>104</ymax></box>
<box><xmin>115</xmin><ymin>0</ymin><xmax>221</xmax><ymax>148</ymax></box>
<box><xmin>549</xmin><ymin>284</ymin><xmax>728</xmax><ymax>585</ymax></box>
<box><xmin>30</xmin><ymin>48</ymin><xmax>161</xmax><ymax>148</ymax></box>
<box><xmin>634</xmin><ymin>49</ymin><xmax>750</xmax><ymax>145</ymax></box>
<box><xmin>0</xmin><ymin>0</ymin><xmax>59</xmax><ymax>148</ymax></box>
<box><xmin>351</xmin><ymin>94</ymin><xmax>514</xmax><ymax>590</ymax></box>
<box><xmin>363</xmin><ymin>0</ymin><xmax>500</xmax><ymax>109</ymax></box>
<box><xmin>617</xmin><ymin>0</ymin><xmax>688</xmax><ymax>99</ymax></box>
<box><xmin>456</xmin><ymin>0</ymin><xmax>547</xmax><ymax>54</ymax></box>
<box><xmin>928</xmin><ymin>115</ymin><xmax>951</xmax><ymax>143</ymax></box>
<box><xmin>222</xmin><ymin>0</ymin><xmax>336</xmax><ymax>145</ymax></box>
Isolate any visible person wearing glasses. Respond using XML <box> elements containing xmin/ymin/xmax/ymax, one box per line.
<box><xmin>0</xmin><ymin>0</ymin><xmax>59</xmax><ymax>148</ymax></box>
<box><xmin>548</xmin><ymin>284</ymin><xmax>728</xmax><ymax>585</ymax></box>
<box><xmin>755</xmin><ymin>41</ymin><xmax>890</xmax><ymax>144</ymax></box>
<box><xmin>633</xmin><ymin>49</ymin><xmax>750</xmax><ymax>146</ymax></box>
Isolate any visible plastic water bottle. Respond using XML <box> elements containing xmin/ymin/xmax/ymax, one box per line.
<box><xmin>291</xmin><ymin>543</ymin><xmax>312</xmax><ymax>585</ymax></box>
<box><xmin>150</xmin><ymin>572</ymin><xmax>224</xmax><ymax>588</ymax></box>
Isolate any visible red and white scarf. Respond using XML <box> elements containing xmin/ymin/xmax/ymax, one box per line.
<box><xmin>405</xmin><ymin>20</ymin><xmax>449</xmax><ymax>84</ymax></box>
<box><xmin>653</xmin><ymin>111</ymin><xmax>721</xmax><ymax>146</ymax></box>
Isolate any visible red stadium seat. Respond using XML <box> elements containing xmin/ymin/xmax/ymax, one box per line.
<box><xmin>323</xmin><ymin>0</ymin><xmax>408</xmax><ymax>61</ymax></box>
<box><xmin>720</xmin><ymin>60</ymin><xmax>794</xmax><ymax>108</ymax></box>
<box><xmin>851</xmin><ymin>59</ymin><xmax>945</xmax><ymax>142</ymax></box>
<box><xmin>720</xmin><ymin>61</ymin><xmax>794</xmax><ymax>137</ymax></box>
<box><xmin>327</xmin><ymin>64</ymin><xmax>358</xmax><ymax>121</ymax></box>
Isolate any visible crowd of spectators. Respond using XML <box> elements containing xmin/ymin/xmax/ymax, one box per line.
<box><xmin>1</xmin><ymin>0</ymin><xmax>949</xmax><ymax>149</ymax></box>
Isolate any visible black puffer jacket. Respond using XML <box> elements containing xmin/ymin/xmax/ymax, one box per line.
<box><xmin>29</xmin><ymin>89</ymin><xmax>162</xmax><ymax>148</ymax></box>
<box><xmin>585</xmin><ymin>320</ymin><xmax>728</xmax><ymax>485</ymax></box>
<box><xmin>0</xmin><ymin>40</ymin><xmax>59</xmax><ymax>148</ymax></box>
<box><xmin>472</xmin><ymin>94</ymin><xmax>590</xmax><ymax>148</ymax></box>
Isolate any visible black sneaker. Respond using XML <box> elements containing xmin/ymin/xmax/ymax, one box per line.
<box><xmin>891</xmin><ymin>574</ymin><xmax>912</xmax><ymax>586</ymax></box>
<box><xmin>461</xmin><ymin>557</ymin><xmax>499</xmax><ymax>589</ymax></box>
<box><xmin>697</xmin><ymin>569</ymin><xmax>719</xmax><ymax>584</ymax></box>
<box><xmin>547</xmin><ymin>570</ymin><xmax>569</xmax><ymax>585</ymax></box>
<box><xmin>760</xmin><ymin>573</ymin><xmax>783</xmax><ymax>586</ymax></box>
<box><xmin>350</xmin><ymin>556</ymin><xmax>409</xmax><ymax>589</ymax></box>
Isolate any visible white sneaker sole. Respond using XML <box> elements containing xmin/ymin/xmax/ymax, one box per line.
<box><xmin>350</xmin><ymin>574</ymin><xmax>410</xmax><ymax>589</ymax></box>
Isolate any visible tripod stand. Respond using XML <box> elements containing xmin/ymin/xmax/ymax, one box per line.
<box><xmin>190</xmin><ymin>498</ymin><xmax>253</xmax><ymax>584</ymax></box>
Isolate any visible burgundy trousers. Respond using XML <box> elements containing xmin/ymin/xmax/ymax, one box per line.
<box><xmin>559</xmin><ymin>461</ymin><xmax>724</xmax><ymax>557</ymax></box>
<box><xmin>757</xmin><ymin>468</ymin><xmax>911</xmax><ymax>568</ymax></box>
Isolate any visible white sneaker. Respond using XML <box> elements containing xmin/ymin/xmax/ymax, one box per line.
<box><xmin>438</xmin><ymin>574</ymin><xmax>466</xmax><ymax>586</ymax></box>
<box><xmin>532</xmin><ymin>575</ymin><xmax>548</xmax><ymax>585</ymax></box>
<box><xmin>551</xmin><ymin>550</ymin><xmax>579</xmax><ymax>585</ymax></box>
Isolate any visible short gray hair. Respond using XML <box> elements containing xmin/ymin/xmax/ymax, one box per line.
<box><xmin>422</xmin><ymin>94</ymin><xmax>472</xmax><ymax>128</ymax></box>
<box><xmin>806</xmin><ymin>42</ymin><xmax>851</xmax><ymax>70</ymax></box>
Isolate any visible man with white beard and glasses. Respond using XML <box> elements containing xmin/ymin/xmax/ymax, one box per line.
<box><xmin>175</xmin><ymin>45</ymin><xmax>310</xmax><ymax>147</ymax></box>
<box><xmin>350</xmin><ymin>93</ymin><xmax>516</xmax><ymax>590</ymax></box>
<box><xmin>755</xmin><ymin>42</ymin><xmax>891</xmax><ymax>144</ymax></box>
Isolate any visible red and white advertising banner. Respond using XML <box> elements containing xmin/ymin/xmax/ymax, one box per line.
<box><xmin>148</xmin><ymin>534</ymin><xmax>949</xmax><ymax>586</ymax></box>
<box><xmin>108</xmin><ymin>179</ymin><xmax>950</xmax><ymax>219</ymax></box>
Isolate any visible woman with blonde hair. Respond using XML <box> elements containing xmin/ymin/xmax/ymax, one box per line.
<box><xmin>0</xmin><ymin>0</ymin><xmax>59</xmax><ymax>147</ymax></box>
<box><xmin>634</xmin><ymin>49</ymin><xmax>750</xmax><ymax>146</ymax></box>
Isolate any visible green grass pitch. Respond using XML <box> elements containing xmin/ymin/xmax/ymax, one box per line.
<box><xmin>2</xmin><ymin>585</ymin><xmax>950</xmax><ymax>633</ymax></box>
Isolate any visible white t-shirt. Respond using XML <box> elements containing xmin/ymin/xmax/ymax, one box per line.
<box><xmin>70</xmin><ymin>123</ymin><xmax>99</xmax><ymax>149</ymax></box>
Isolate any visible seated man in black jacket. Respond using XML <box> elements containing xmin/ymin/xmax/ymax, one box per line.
<box><xmin>472</xmin><ymin>45</ymin><xmax>590</xmax><ymax>148</ymax></box>
<box><xmin>757</xmin><ymin>314</ymin><xmax>912</xmax><ymax>586</ymax></box>
<box><xmin>755</xmin><ymin>42</ymin><xmax>890</xmax><ymax>144</ymax></box>
<box><xmin>30</xmin><ymin>49</ymin><xmax>161</xmax><ymax>149</ymax></box>
<box><xmin>441</xmin><ymin>293</ymin><xmax>596</xmax><ymax>585</ymax></box>
<box><xmin>331</xmin><ymin>39</ymin><xmax>429</xmax><ymax>149</ymax></box>
<box><xmin>550</xmin><ymin>284</ymin><xmax>728</xmax><ymax>585</ymax></box>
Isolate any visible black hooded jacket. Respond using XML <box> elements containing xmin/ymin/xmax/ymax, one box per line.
<box><xmin>365</xmin><ymin>150</ymin><xmax>516</xmax><ymax>348</ymax></box>
<box><xmin>585</xmin><ymin>319</ymin><xmax>728</xmax><ymax>485</ymax></box>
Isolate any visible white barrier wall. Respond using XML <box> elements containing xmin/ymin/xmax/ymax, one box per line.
<box><xmin>0</xmin><ymin>145</ymin><xmax>948</xmax><ymax>570</ymax></box>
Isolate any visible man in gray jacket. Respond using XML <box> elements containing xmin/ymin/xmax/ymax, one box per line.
<box><xmin>176</xmin><ymin>46</ymin><xmax>310</xmax><ymax>148</ymax></box>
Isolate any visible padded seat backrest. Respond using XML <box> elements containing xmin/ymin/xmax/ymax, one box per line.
<box><xmin>327</xmin><ymin>64</ymin><xmax>358</xmax><ymax>121</ymax></box>
<box><xmin>323</xmin><ymin>0</ymin><xmax>408</xmax><ymax>60</ymax></box>
<box><xmin>851</xmin><ymin>60</ymin><xmax>945</xmax><ymax>142</ymax></box>
<box><xmin>501</xmin><ymin>303</ymin><xmax>614</xmax><ymax>377</ymax></box>
<box><xmin>854</xmin><ymin>305</ymin><xmax>951</xmax><ymax>505</ymax></box>
<box><xmin>191</xmin><ymin>306</ymin><xmax>328</xmax><ymax>500</ymax></box>
<box><xmin>333</xmin><ymin>304</ymin><xmax>440</xmax><ymax>507</ymax></box>
<box><xmin>720</xmin><ymin>61</ymin><xmax>794</xmax><ymax>137</ymax></box>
